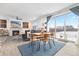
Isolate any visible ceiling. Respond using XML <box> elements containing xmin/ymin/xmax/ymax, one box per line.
<box><xmin>0</xmin><ymin>3</ymin><xmax>74</xmax><ymax>20</ymax></box>
<box><xmin>70</xmin><ymin>6</ymin><xmax>79</xmax><ymax>16</ymax></box>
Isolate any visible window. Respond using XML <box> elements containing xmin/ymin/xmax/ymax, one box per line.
<box><xmin>48</xmin><ymin>17</ymin><xmax>55</xmax><ymax>32</ymax></box>
<box><xmin>55</xmin><ymin>15</ymin><xmax>64</xmax><ymax>39</ymax></box>
<box><xmin>66</xmin><ymin>12</ymin><xmax>78</xmax><ymax>42</ymax></box>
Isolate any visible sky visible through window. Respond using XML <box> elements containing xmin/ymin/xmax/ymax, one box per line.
<box><xmin>48</xmin><ymin>12</ymin><xmax>78</xmax><ymax>28</ymax></box>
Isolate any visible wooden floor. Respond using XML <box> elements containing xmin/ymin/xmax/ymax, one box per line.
<box><xmin>0</xmin><ymin>39</ymin><xmax>30</xmax><ymax>56</ymax></box>
<box><xmin>55</xmin><ymin>42</ymin><xmax>79</xmax><ymax>56</ymax></box>
<box><xmin>0</xmin><ymin>38</ymin><xmax>79</xmax><ymax>56</ymax></box>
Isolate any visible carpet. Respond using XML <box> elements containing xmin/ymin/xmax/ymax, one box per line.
<box><xmin>18</xmin><ymin>40</ymin><xmax>65</xmax><ymax>56</ymax></box>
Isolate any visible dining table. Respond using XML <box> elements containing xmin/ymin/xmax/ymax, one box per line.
<box><xmin>28</xmin><ymin>32</ymin><xmax>53</xmax><ymax>51</ymax></box>
<box><xmin>30</xmin><ymin>32</ymin><xmax>51</xmax><ymax>42</ymax></box>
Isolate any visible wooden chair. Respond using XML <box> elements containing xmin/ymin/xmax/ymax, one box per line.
<box><xmin>40</xmin><ymin>33</ymin><xmax>50</xmax><ymax>51</ymax></box>
<box><xmin>42</xmin><ymin>33</ymin><xmax>49</xmax><ymax>42</ymax></box>
<box><xmin>29</xmin><ymin>33</ymin><xmax>41</xmax><ymax>51</ymax></box>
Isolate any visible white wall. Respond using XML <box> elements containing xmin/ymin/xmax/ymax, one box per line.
<box><xmin>0</xmin><ymin>16</ymin><xmax>32</xmax><ymax>36</ymax></box>
<box><xmin>32</xmin><ymin>19</ymin><xmax>41</xmax><ymax>30</ymax></box>
<box><xmin>32</xmin><ymin>17</ymin><xmax>47</xmax><ymax>30</ymax></box>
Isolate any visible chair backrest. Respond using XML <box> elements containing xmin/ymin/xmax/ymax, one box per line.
<box><xmin>51</xmin><ymin>32</ymin><xmax>54</xmax><ymax>36</ymax></box>
<box><xmin>22</xmin><ymin>34</ymin><xmax>27</xmax><ymax>40</ymax></box>
<box><xmin>42</xmin><ymin>34</ymin><xmax>49</xmax><ymax>42</ymax></box>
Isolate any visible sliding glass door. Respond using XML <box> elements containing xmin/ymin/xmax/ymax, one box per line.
<box><xmin>55</xmin><ymin>15</ymin><xmax>65</xmax><ymax>40</ymax></box>
<box><xmin>66</xmin><ymin>12</ymin><xmax>78</xmax><ymax>42</ymax></box>
<box><xmin>48</xmin><ymin>17</ymin><xmax>55</xmax><ymax>38</ymax></box>
<box><xmin>47</xmin><ymin>11</ymin><xmax>79</xmax><ymax>42</ymax></box>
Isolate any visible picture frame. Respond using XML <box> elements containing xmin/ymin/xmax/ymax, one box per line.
<box><xmin>23</xmin><ymin>22</ymin><xmax>29</xmax><ymax>28</ymax></box>
<box><xmin>0</xmin><ymin>19</ymin><xmax>7</xmax><ymax>28</ymax></box>
<box><xmin>11</xmin><ymin>20</ymin><xmax>21</xmax><ymax>28</ymax></box>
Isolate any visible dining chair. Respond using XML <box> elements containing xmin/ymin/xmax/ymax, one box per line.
<box><xmin>29</xmin><ymin>33</ymin><xmax>40</xmax><ymax>51</ymax></box>
<box><xmin>49</xmin><ymin>32</ymin><xmax>55</xmax><ymax>47</ymax></box>
<box><xmin>41</xmin><ymin>33</ymin><xmax>50</xmax><ymax>51</ymax></box>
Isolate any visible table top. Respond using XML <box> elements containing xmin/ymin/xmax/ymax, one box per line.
<box><xmin>31</xmin><ymin>32</ymin><xmax>51</xmax><ymax>35</ymax></box>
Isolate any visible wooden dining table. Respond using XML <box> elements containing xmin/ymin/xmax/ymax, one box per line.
<box><xmin>30</xmin><ymin>32</ymin><xmax>51</xmax><ymax>42</ymax></box>
<box><xmin>28</xmin><ymin>32</ymin><xmax>53</xmax><ymax>51</ymax></box>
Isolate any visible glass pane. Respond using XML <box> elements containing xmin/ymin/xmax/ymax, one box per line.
<box><xmin>48</xmin><ymin>17</ymin><xmax>55</xmax><ymax>38</ymax></box>
<box><xmin>32</xmin><ymin>19</ymin><xmax>41</xmax><ymax>30</ymax></box>
<box><xmin>56</xmin><ymin>15</ymin><xmax>64</xmax><ymax>39</ymax></box>
<box><xmin>66</xmin><ymin>12</ymin><xmax>78</xmax><ymax>42</ymax></box>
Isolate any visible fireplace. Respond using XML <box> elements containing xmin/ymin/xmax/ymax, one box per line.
<box><xmin>12</xmin><ymin>30</ymin><xmax>19</xmax><ymax>36</ymax></box>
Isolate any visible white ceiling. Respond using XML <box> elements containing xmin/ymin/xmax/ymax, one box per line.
<box><xmin>0</xmin><ymin>3</ymin><xmax>74</xmax><ymax>20</ymax></box>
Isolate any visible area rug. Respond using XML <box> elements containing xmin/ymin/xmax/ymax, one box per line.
<box><xmin>18</xmin><ymin>40</ymin><xmax>65</xmax><ymax>56</ymax></box>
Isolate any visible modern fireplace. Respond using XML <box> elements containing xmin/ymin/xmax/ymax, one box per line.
<box><xmin>12</xmin><ymin>30</ymin><xmax>19</xmax><ymax>36</ymax></box>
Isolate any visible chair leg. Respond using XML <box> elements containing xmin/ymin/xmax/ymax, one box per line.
<box><xmin>52</xmin><ymin>39</ymin><xmax>55</xmax><ymax>46</ymax></box>
<box><xmin>31</xmin><ymin>42</ymin><xmax>36</xmax><ymax>51</ymax></box>
<box><xmin>43</xmin><ymin>41</ymin><xmax>46</xmax><ymax>51</ymax></box>
<box><xmin>49</xmin><ymin>40</ymin><xmax>52</xmax><ymax>48</ymax></box>
<box><xmin>31</xmin><ymin>42</ymin><xmax>34</xmax><ymax>51</ymax></box>
<box><xmin>36</xmin><ymin>40</ymin><xmax>40</xmax><ymax>51</ymax></box>
<box><xmin>28</xmin><ymin>40</ymin><xmax>32</xmax><ymax>48</ymax></box>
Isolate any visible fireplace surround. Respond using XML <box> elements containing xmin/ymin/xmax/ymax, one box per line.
<box><xmin>12</xmin><ymin>30</ymin><xmax>19</xmax><ymax>36</ymax></box>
